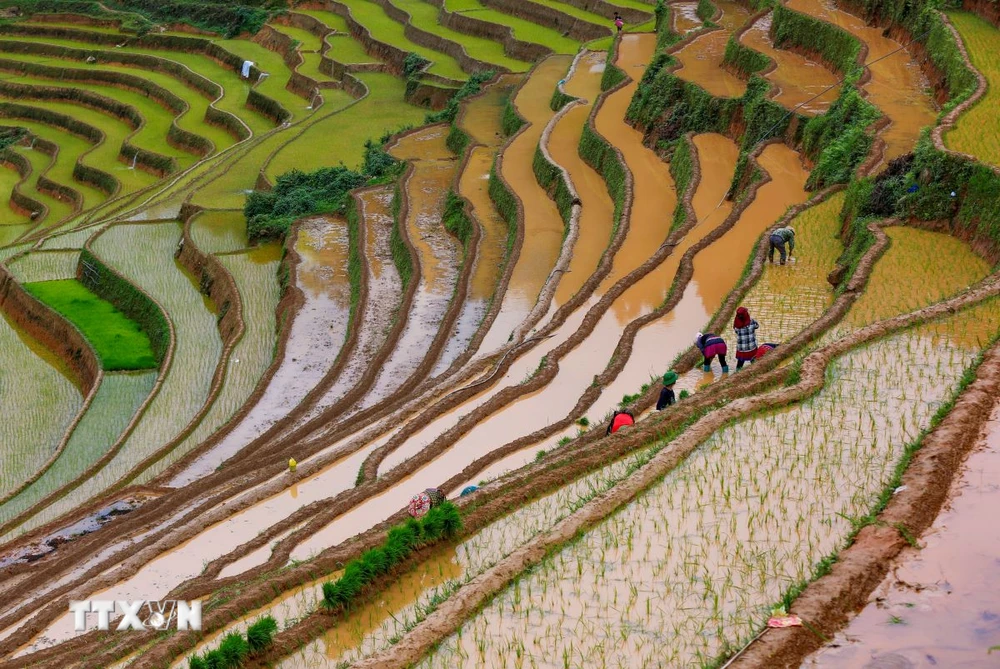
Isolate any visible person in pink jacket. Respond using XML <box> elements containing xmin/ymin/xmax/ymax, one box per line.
<box><xmin>695</xmin><ymin>332</ymin><xmax>729</xmax><ymax>373</ymax></box>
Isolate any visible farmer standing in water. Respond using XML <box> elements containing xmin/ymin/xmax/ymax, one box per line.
<box><xmin>695</xmin><ymin>332</ymin><xmax>729</xmax><ymax>373</ymax></box>
<box><xmin>733</xmin><ymin>306</ymin><xmax>760</xmax><ymax>370</ymax></box>
<box><xmin>769</xmin><ymin>226</ymin><xmax>795</xmax><ymax>265</ymax></box>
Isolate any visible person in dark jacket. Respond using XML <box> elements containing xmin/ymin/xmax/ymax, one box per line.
<box><xmin>733</xmin><ymin>306</ymin><xmax>760</xmax><ymax>370</ymax></box>
<box><xmin>657</xmin><ymin>370</ymin><xmax>678</xmax><ymax>410</ymax></box>
<box><xmin>695</xmin><ymin>332</ymin><xmax>729</xmax><ymax>373</ymax></box>
<box><xmin>769</xmin><ymin>226</ymin><xmax>795</xmax><ymax>265</ymax></box>
<box><xmin>607</xmin><ymin>409</ymin><xmax>635</xmax><ymax>435</ymax></box>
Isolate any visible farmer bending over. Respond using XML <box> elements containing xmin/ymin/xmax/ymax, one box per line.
<box><xmin>769</xmin><ymin>226</ymin><xmax>795</xmax><ymax>265</ymax></box>
<box><xmin>696</xmin><ymin>332</ymin><xmax>729</xmax><ymax>373</ymax></box>
<box><xmin>607</xmin><ymin>409</ymin><xmax>635</xmax><ymax>435</ymax></box>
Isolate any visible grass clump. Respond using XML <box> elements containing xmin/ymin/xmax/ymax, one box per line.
<box><xmin>322</xmin><ymin>502</ymin><xmax>462</xmax><ymax>610</ymax></box>
<box><xmin>188</xmin><ymin>615</ymin><xmax>278</xmax><ymax>669</ymax></box>
<box><xmin>442</xmin><ymin>190</ymin><xmax>474</xmax><ymax>246</ymax></box>
<box><xmin>24</xmin><ymin>279</ymin><xmax>157</xmax><ymax>371</ymax></box>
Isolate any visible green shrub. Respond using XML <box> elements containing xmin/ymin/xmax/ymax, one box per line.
<box><xmin>601</xmin><ymin>39</ymin><xmax>627</xmax><ymax>92</ymax></box>
<box><xmin>501</xmin><ymin>95</ymin><xmax>525</xmax><ymax>136</ymax></box>
<box><xmin>426</xmin><ymin>71</ymin><xmax>496</xmax><ymax>124</ymax></box>
<box><xmin>696</xmin><ymin>0</ymin><xmax>716</xmax><ymax>22</ymax></box>
<box><xmin>245</xmin><ymin>166</ymin><xmax>368</xmax><ymax>242</ymax></box>
<box><xmin>403</xmin><ymin>52</ymin><xmax>430</xmax><ymax>79</ymax></box>
<box><xmin>391</xmin><ymin>180</ymin><xmax>414</xmax><ymax>288</ymax></box>
<box><xmin>446</xmin><ymin>124</ymin><xmax>470</xmax><ymax>155</ymax></box>
<box><xmin>217</xmin><ymin>632</ymin><xmax>249</xmax><ymax>668</ymax></box>
<box><xmin>772</xmin><ymin>4</ymin><xmax>861</xmax><ymax>74</ymax></box>
<box><xmin>532</xmin><ymin>145</ymin><xmax>575</xmax><ymax>225</ymax></box>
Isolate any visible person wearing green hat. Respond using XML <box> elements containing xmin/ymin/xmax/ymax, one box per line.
<box><xmin>657</xmin><ymin>370</ymin><xmax>678</xmax><ymax>410</ymax></box>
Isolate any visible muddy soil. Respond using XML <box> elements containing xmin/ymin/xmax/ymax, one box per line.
<box><xmin>672</xmin><ymin>2</ymin><xmax>703</xmax><ymax>33</ymax></box>
<box><xmin>181</xmin><ymin>216</ymin><xmax>352</xmax><ymax>479</ymax></box>
<box><xmin>361</xmin><ymin>126</ymin><xmax>461</xmax><ymax>409</ymax></box>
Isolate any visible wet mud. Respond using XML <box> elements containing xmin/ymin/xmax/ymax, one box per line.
<box><xmin>786</xmin><ymin>0</ymin><xmax>937</xmax><ymax>162</ymax></box>
<box><xmin>674</xmin><ymin>0</ymin><xmax>752</xmax><ymax>97</ymax></box>
<box><xmin>362</xmin><ymin>126</ymin><xmax>461</xmax><ymax>409</ymax></box>
<box><xmin>741</xmin><ymin>13</ymin><xmax>840</xmax><ymax>114</ymax></box>
<box><xmin>672</xmin><ymin>2</ymin><xmax>703</xmax><ymax>34</ymax></box>
<box><xmin>190</xmin><ymin>216</ymin><xmax>352</xmax><ymax>481</ymax></box>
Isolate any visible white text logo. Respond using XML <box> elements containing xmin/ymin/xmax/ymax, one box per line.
<box><xmin>69</xmin><ymin>600</ymin><xmax>201</xmax><ymax>632</ymax></box>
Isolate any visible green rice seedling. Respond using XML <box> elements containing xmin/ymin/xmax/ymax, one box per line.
<box><xmin>0</xmin><ymin>311</ymin><xmax>82</xmax><ymax>499</ymax></box>
<box><xmin>2</xmin><ymin>222</ymin><xmax>222</xmax><ymax>540</ymax></box>
<box><xmin>412</xmin><ymin>232</ymin><xmax>1000</xmax><ymax>668</ymax></box>
<box><xmin>331</xmin><ymin>0</ymin><xmax>467</xmax><ymax>81</ymax></box>
<box><xmin>0</xmin><ymin>370</ymin><xmax>155</xmax><ymax>527</ymax></box>
<box><xmin>438</xmin><ymin>0</ymin><xmax>579</xmax><ymax>54</ymax></box>
<box><xmin>189</xmin><ymin>210</ymin><xmax>249</xmax><ymax>255</ymax></box>
<box><xmin>265</xmin><ymin>73</ymin><xmax>425</xmax><ymax>178</ymax></box>
<box><xmin>945</xmin><ymin>12</ymin><xmax>1000</xmax><ymax>169</ymax></box>
<box><xmin>8</xmin><ymin>250</ymin><xmax>80</xmax><ymax>283</ymax></box>
<box><xmin>135</xmin><ymin>245</ymin><xmax>282</xmax><ymax>480</ymax></box>
<box><xmin>389</xmin><ymin>0</ymin><xmax>531</xmax><ymax>72</ymax></box>
<box><xmin>16</xmin><ymin>98</ymin><xmax>158</xmax><ymax>194</ymax></box>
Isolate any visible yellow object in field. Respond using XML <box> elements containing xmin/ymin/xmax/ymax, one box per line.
<box><xmin>288</xmin><ymin>458</ymin><xmax>297</xmax><ymax>473</ymax></box>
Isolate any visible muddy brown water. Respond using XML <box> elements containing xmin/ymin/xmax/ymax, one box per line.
<box><xmin>672</xmin><ymin>2</ymin><xmax>703</xmax><ymax>33</ymax></box>
<box><xmin>290</xmin><ymin>35</ymin><xmax>676</xmax><ymax>560</ymax></box>
<box><xmin>359</xmin><ymin>125</ymin><xmax>461</xmax><ymax>409</ymax></box>
<box><xmin>372</xmin><ymin>35</ymin><xmax>668</xmax><ymax>479</ymax></box>
<box><xmin>786</xmin><ymin>0</ymin><xmax>937</xmax><ymax>162</ymax></box>
<box><xmin>477</xmin><ymin>56</ymin><xmax>571</xmax><ymax>353</ymax></box>
<box><xmin>435</xmin><ymin>76</ymin><xmax>520</xmax><ymax>375</ymax></box>
<box><xmin>675</xmin><ymin>0</ymin><xmax>752</xmax><ymax>98</ymax></box>
<box><xmin>741</xmin><ymin>13</ymin><xmax>840</xmax><ymax>115</ymax></box>
<box><xmin>804</xmin><ymin>405</ymin><xmax>1000</xmax><ymax>669</ymax></box>
<box><xmin>549</xmin><ymin>51</ymin><xmax>612</xmax><ymax>308</ymax></box>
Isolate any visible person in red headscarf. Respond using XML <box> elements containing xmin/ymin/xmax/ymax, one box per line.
<box><xmin>733</xmin><ymin>306</ymin><xmax>760</xmax><ymax>370</ymax></box>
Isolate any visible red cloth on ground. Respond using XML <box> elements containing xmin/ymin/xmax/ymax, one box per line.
<box><xmin>754</xmin><ymin>343</ymin><xmax>776</xmax><ymax>359</ymax></box>
<box><xmin>611</xmin><ymin>413</ymin><xmax>634</xmax><ymax>434</ymax></box>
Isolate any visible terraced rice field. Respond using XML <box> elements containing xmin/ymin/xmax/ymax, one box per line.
<box><xmin>1</xmin><ymin>2</ymin><xmax>999</xmax><ymax>668</ymax></box>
